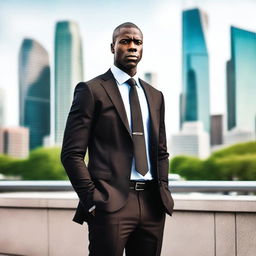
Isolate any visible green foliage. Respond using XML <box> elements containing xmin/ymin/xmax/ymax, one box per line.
<box><xmin>169</xmin><ymin>141</ymin><xmax>256</xmax><ymax>181</ymax></box>
<box><xmin>211</xmin><ymin>141</ymin><xmax>256</xmax><ymax>159</ymax></box>
<box><xmin>0</xmin><ymin>147</ymin><xmax>67</xmax><ymax>180</ymax></box>
<box><xmin>170</xmin><ymin>156</ymin><xmax>204</xmax><ymax>180</ymax></box>
<box><xmin>0</xmin><ymin>155</ymin><xmax>24</xmax><ymax>177</ymax></box>
<box><xmin>0</xmin><ymin>155</ymin><xmax>12</xmax><ymax>174</ymax></box>
<box><xmin>215</xmin><ymin>154</ymin><xmax>256</xmax><ymax>181</ymax></box>
<box><xmin>1</xmin><ymin>141</ymin><xmax>256</xmax><ymax>181</ymax></box>
<box><xmin>22</xmin><ymin>147</ymin><xmax>67</xmax><ymax>180</ymax></box>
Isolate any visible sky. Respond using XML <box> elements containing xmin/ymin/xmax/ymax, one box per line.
<box><xmin>0</xmin><ymin>0</ymin><xmax>256</xmax><ymax>139</ymax></box>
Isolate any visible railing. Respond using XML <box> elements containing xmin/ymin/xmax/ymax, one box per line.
<box><xmin>0</xmin><ymin>180</ymin><xmax>256</xmax><ymax>193</ymax></box>
<box><xmin>170</xmin><ymin>180</ymin><xmax>256</xmax><ymax>193</ymax></box>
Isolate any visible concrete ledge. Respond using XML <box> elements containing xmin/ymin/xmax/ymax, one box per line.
<box><xmin>0</xmin><ymin>192</ymin><xmax>77</xmax><ymax>209</ymax></box>
<box><xmin>174</xmin><ymin>194</ymin><xmax>256</xmax><ymax>212</ymax></box>
<box><xmin>1</xmin><ymin>192</ymin><xmax>256</xmax><ymax>212</ymax></box>
<box><xmin>1</xmin><ymin>192</ymin><xmax>256</xmax><ymax>256</ymax></box>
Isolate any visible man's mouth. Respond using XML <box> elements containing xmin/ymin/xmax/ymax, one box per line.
<box><xmin>126</xmin><ymin>55</ymin><xmax>138</xmax><ymax>59</ymax></box>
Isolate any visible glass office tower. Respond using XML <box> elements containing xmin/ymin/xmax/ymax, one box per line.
<box><xmin>54</xmin><ymin>21</ymin><xmax>84</xmax><ymax>145</ymax></box>
<box><xmin>0</xmin><ymin>88</ymin><xmax>5</xmax><ymax>126</ymax></box>
<box><xmin>227</xmin><ymin>26</ymin><xmax>256</xmax><ymax>134</ymax></box>
<box><xmin>19</xmin><ymin>39</ymin><xmax>50</xmax><ymax>149</ymax></box>
<box><xmin>144</xmin><ymin>72</ymin><xmax>158</xmax><ymax>88</ymax></box>
<box><xmin>180</xmin><ymin>8</ymin><xmax>210</xmax><ymax>133</ymax></box>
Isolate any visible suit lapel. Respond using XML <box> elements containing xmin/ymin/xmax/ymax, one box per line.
<box><xmin>100</xmin><ymin>70</ymin><xmax>132</xmax><ymax>138</ymax></box>
<box><xmin>99</xmin><ymin>70</ymin><xmax>159</xmax><ymax>143</ymax></box>
<box><xmin>139</xmin><ymin>78</ymin><xmax>159</xmax><ymax>178</ymax></box>
<box><xmin>139</xmin><ymin>79</ymin><xmax>158</xmax><ymax>141</ymax></box>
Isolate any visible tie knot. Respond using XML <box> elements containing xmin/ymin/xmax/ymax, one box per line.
<box><xmin>126</xmin><ymin>78</ymin><xmax>137</xmax><ymax>87</ymax></box>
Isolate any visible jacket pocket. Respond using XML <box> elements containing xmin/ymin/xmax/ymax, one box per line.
<box><xmin>91</xmin><ymin>169</ymin><xmax>112</xmax><ymax>181</ymax></box>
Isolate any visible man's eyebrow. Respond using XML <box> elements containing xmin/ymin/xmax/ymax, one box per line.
<box><xmin>119</xmin><ymin>37</ymin><xmax>143</xmax><ymax>41</ymax></box>
<box><xmin>119</xmin><ymin>34</ymin><xmax>142</xmax><ymax>38</ymax></box>
<box><xmin>120</xmin><ymin>38</ymin><xmax>142</xmax><ymax>40</ymax></box>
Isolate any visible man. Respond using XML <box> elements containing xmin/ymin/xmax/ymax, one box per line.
<box><xmin>61</xmin><ymin>22</ymin><xmax>174</xmax><ymax>256</ymax></box>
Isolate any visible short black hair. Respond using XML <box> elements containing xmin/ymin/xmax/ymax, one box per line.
<box><xmin>112</xmin><ymin>22</ymin><xmax>143</xmax><ymax>43</ymax></box>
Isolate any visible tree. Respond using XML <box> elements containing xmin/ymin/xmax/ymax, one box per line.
<box><xmin>170</xmin><ymin>156</ymin><xmax>204</xmax><ymax>180</ymax></box>
<box><xmin>22</xmin><ymin>147</ymin><xmax>67</xmax><ymax>180</ymax></box>
<box><xmin>0</xmin><ymin>155</ymin><xmax>24</xmax><ymax>178</ymax></box>
<box><xmin>169</xmin><ymin>141</ymin><xmax>256</xmax><ymax>180</ymax></box>
<box><xmin>0</xmin><ymin>147</ymin><xmax>67</xmax><ymax>180</ymax></box>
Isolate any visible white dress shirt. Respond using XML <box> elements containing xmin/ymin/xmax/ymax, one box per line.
<box><xmin>110</xmin><ymin>65</ymin><xmax>153</xmax><ymax>180</ymax></box>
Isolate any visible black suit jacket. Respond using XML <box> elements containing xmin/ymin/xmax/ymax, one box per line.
<box><xmin>61</xmin><ymin>69</ymin><xmax>174</xmax><ymax>224</ymax></box>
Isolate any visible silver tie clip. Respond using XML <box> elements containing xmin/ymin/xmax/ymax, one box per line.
<box><xmin>132</xmin><ymin>132</ymin><xmax>144</xmax><ymax>136</ymax></box>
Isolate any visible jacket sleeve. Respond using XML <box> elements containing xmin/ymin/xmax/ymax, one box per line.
<box><xmin>158</xmin><ymin>92</ymin><xmax>170</xmax><ymax>183</ymax></box>
<box><xmin>61</xmin><ymin>82</ymin><xmax>95</xmax><ymax>211</ymax></box>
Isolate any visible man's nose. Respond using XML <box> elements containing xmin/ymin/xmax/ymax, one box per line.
<box><xmin>128</xmin><ymin>41</ymin><xmax>137</xmax><ymax>51</ymax></box>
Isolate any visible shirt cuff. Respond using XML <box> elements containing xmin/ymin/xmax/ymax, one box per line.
<box><xmin>88</xmin><ymin>205</ymin><xmax>96</xmax><ymax>212</ymax></box>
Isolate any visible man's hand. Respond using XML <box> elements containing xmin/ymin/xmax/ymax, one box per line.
<box><xmin>91</xmin><ymin>209</ymin><xmax>96</xmax><ymax>216</ymax></box>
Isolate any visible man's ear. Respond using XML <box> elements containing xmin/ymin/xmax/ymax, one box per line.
<box><xmin>110</xmin><ymin>43</ymin><xmax>115</xmax><ymax>54</ymax></box>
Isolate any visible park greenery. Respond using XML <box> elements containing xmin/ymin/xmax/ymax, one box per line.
<box><xmin>0</xmin><ymin>147</ymin><xmax>67</xmax><ymax>180</ymax></box>
<box><xmin>0</xmin><ymin>141</ymin><xmax>255</xmax><ymax>180</ymax></box>
<box><xmin>170</xmin><ymin>141</ymin><xmax>256</xmax><ymax>180</ymax></box>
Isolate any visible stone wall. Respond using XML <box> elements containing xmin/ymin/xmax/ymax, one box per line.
<box><xmin>0</xmin><ymin>192</ymin><xmax>256</xmax><ymax>256</ymax></box>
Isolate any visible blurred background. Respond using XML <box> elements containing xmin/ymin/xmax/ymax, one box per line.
<box><xmin>0</xmin><ymin>1</ymin><xmax>256</xmax><ymax>255</ymax></box>
<box><xmin>0</xmin><ymin>0</ymin><xmax>255</xmax><ymax>181</ymax></box>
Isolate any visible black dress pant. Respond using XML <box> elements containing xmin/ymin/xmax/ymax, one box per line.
<box><xmin>87</xmin><ymin>186</ymin><xmax>166</xmax><ymax>256</ymax></box>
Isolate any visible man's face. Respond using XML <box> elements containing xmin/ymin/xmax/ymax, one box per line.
<box><xmin>111</xmin><ymin>27</ymin><xmax>143</xmax><ymax>73</ymax></box>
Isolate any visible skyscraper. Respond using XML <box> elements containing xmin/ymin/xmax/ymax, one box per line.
<box><xmin>227</xmin><ymin>26</ymin><xmax>256</xmax><ymax>134</ymax></box>
<box><xmin>19</xmin><ymin>38</ymin><xmax>50</xmax><ymax>150</ymax></box>
<box><xmin>224</xmin><ymin>128</ymin><xmax>255</xmax><ymax>146</ymax></box>
<box><xmin>180</xmin><ymin>8</ymin><xmax>210</xmax><ymax>133</ymax></box>
<box><xmin>210</xmin><ymin>114</ymin><xmax>223</xmax><ymax>146</ymax></box>
<box><xmin>54</xmin><ymin>21</ymin><xmax>84</xmax><ymax>144</ymax></box>
<box><xmin>144</xmin><ymin>72</ymin><xmax>158</xmax><ymax>88</ymax></box>
<box><xmin>0</xmin><ymin>88</ymin><xmax>5</xmax><ymax>126</ymax></box>
<box><xmin>170</xmin><ymin>121</ymin><xmax>210</xmax><ymax>159</ymax></box>
<box><xmin>0</xmin><ymin>127</ymin><xmax>29</xmax><ymax>158</ymax></box>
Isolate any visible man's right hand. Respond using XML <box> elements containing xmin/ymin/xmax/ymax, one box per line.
<box><xmin>91</xmin><ymin>209</ymin><xmax>96</xmax><ymax>216</ymax></box>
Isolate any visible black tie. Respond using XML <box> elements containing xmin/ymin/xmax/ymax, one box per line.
<box><xmin>127</xmin><ymin>78</ymin><xmax>148</xmax><ymax>176</ymax></box>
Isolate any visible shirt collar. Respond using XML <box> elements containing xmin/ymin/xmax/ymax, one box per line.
<box><xmin>110</xmin><ymin>65</ymin><xmax>141</xmax><ymax>87</ymax></box>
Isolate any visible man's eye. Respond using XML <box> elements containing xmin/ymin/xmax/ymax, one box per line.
<box><xmin>135</xmin><ymin>40</ymin><xmax>143</xmax><ymax>45</ymax></box>
<box><xmin>120</xmin><ymin>39</ymin><xmax>129</xmax><ymax>44</ymax></box>
<box><xmin>120</xmin><ymin>39</ymin><xmax>143</xmax><ymax>45</ymax></box>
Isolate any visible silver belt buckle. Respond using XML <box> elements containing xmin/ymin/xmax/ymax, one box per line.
<box><xmin>135</xmin><ymin>182</ymin><xmax>145</xmax><ymax>191</ymax></box>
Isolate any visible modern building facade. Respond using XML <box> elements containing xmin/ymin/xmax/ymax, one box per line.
<box><xmin>144</xmin><ymin>72</ymin><xmax>158</xmax><ymax>88</ymax></box>
<box><xmin>180</xmin><ymin>8</ymin><xmax>210</xmax><ymax>133</ymax></box>
<box><xmin>170</xmin><ymin>121</ymin><xmax>210</xmax><ymax>159</ymax></box>
<box><xmin>224</xmin><ymin>128</ymin><xmax>255</xmax><ymax>146</ymax></box>
<box><xmin>227</xmin><ymin>26</ymin><xmax>256</xmax><ymax>135</ymax></box>
<box><xmin>0</xmin><ymin>127</ymin><xmax>29</xmax><ymax>158</ymax></box>
<box><xmin>0</xmin><ymin>88</ymin><xmax>5</xmax><ymax>126</ymax></box>
<box><xmin>54</xmin><ymin>21</ymin><xmax>84</xmax><ymax>145</ymax></box>
<box><xmin>19</xmin><ymin>38</ymin><xmax>50</xmax><ymax>150</ymax></box>
<box><xmin>210</xmin><ymin>114</ymin><xmax>223</xmax><ymax>146</ymax></box>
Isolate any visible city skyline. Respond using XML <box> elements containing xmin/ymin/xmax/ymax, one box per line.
<box><xmin>19</xmin><ymin>38</ymin><xmax>51</xmax><ymax>149</ymax></box>
<box><xmin>1</xmin><ymin>0</ymin><xmax>256</xmax><ymax>138</ymax></box>
<box><xmin>180</xmin><ymin>8</ymin><xmax>210</xmax><ymax>133</ymax></box>
<box><xmin>0</xmin><ymin>88</ymin><xmax>4</xmax><ymax>126</ymax></box>
<box><xmin>54</xmin><ymin>21</ymin><xmax>84</xmax><ymax>144</ymax></box>
<box><xmin>227</xmin><ymin>26</ymin><xmax>256</xmax><ymax>134</ymax></box>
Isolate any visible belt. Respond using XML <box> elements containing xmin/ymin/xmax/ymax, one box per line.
<box><xmin>129</xmin><ymin>180</ymin><xmax>157</xmax><ymax>191</ymax></box>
